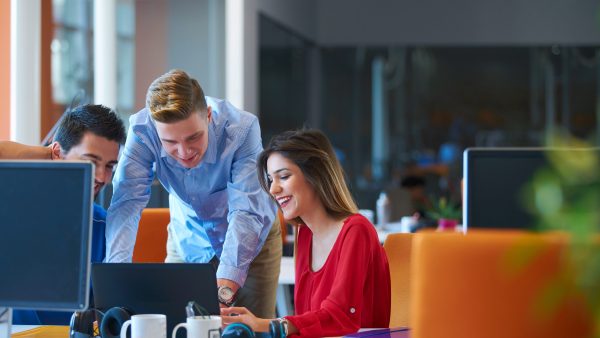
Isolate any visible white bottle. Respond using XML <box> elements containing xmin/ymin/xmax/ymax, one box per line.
<box><xmin>376</xmin><ymin>192</ymin><xmax>390</xmax><ymax>229</ymax></box>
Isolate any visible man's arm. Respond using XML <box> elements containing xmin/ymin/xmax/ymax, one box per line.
<box><xmin>217</xmin><ymin>118</ymin><xmax>277</xmax><ymax>290</ymax></box>
<box><xmin>105</xmin><ymin>129</ymin><xmax>156</xmax><ymax>262</ymax></box>
<box><xmin>0</xmin><ymin>141</ymin><xmax>52</xmax><ymax>159</ymax></box>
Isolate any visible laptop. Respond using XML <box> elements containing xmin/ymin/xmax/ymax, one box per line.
<box><xmin>92</xmin><ymin>263</ymin><xmax>220</xmax><ymax>333</ymax></box>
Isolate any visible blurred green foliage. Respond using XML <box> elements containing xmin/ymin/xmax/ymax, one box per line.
<box><xmin>523</xmin><ymin>134</ymin><xmax>600</xmax><ymax>337</ymax></box>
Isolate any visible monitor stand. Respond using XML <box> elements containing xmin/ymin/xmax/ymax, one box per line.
<box><xmin>0</xmin><ymin>307</ymin><xmax>11</xmax><ymax>338</ymax></box>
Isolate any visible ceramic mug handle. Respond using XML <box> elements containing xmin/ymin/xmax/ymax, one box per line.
<box><xmin>172</xmin><ymin>322</ymin><xmax>188</xmax><ymax>338</ymax></box>
<box><xmin>120</xmin><ymin>319</ymin><xmax>132</xmax><ymax>338</ymax></box>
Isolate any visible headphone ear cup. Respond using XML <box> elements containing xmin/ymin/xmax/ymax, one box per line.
<box><xmin>70</xmin><ymin>309</ymin><xmax>103</xmax><ymax>338</ymax></box>
<box><xmin>222</xmin><ymin>322</ymin><xmax>255</xmax><ymax>338</ymax></box>
<box><xmin>100</xmin><ymin>307</ymin><xmax>133</xmax><ymax>338</ymax></box>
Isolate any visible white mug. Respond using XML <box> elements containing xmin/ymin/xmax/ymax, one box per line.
<box><xmin>172</xmin><ymin>316</ymin><xmax>221</xmax><ymax>338</ymax></box>
<box><xmin>120</xmin><ymin>314</ymin><xmax>167</xmax><ymax>338</ymax></box>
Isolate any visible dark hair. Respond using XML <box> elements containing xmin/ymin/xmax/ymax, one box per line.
<box><xmin>53</xmin><ymin>104</ymin><xmax>126</xmax><ymax>152</ymax></box>
<box><xmin>257</xmin><ymin>129</ymin><xmax>358</xmax><ymax>223</ymax></box>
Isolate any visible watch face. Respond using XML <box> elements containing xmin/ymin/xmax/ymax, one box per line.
<box><xmin>218</xmin><ymin>286</ymin><xmax>235</xmax><ymax>302</ymax></box>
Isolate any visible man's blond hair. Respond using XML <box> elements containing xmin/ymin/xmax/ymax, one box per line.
<box><xmin>146</xmin><ymin>69</ymin><xmax>207</xmax><ymax>123</ymax></box>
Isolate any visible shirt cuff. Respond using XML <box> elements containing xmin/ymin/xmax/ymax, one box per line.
<box><xmin>285</xmin><ymin>312</ymin><xmax>320</xmax><ymax>337</ymax></box>
<box><xmin>216</xmin><ymin>263</ymin><xmax>248</xmax><ymax>287</ymax></box>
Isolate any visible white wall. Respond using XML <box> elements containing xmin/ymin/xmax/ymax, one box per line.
<box><xmin>168</xmin><ymin>0</ymin><xmax>225</xmax><ymax>98</ymax></box>
<box><xmin>11</xmin><ymin>0</ymin><xmax>40</xmax><ymax>143</ymax></box>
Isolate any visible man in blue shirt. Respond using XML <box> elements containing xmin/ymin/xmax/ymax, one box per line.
<box><xmin>0</xmin><ymin>104</ymin><xmax>126</xmax><ymax>324</ymax></box>
<box><xmin>106</xmin><ymin>69</ymin><xmax>281</xmax><ymax>318</ymax></box>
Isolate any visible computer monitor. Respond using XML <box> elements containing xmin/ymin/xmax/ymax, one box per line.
<box><xmin>463</xmin><ymin>148</ymin><xmax>598</xmax><ymax>230</ymax></box>
<box><xmin>0</xmin><ymin>160</ymin><xmax>93</xmax><ymax>336</ymax></box>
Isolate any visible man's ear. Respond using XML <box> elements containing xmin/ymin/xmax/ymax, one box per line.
<box><xmin>206</xmin><ymin>106</ymin><xmax>212</xmax><ymax>123</ymax></box>
<box><xmin>50</xmin><ymin>142</ymin><xmax>63</xmax><ymax>160</ymax></box>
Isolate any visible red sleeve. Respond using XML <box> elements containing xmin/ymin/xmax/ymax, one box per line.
<box><xmin>286</xmin><ymin>223</ymin><xmax>373</xmax><ymax>337</ymax></box>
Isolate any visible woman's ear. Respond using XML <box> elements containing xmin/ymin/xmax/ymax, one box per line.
<box><xmin>50</xmin><ymin>142</ymin><xmax>63</xmax><ymax>160</ymax></box>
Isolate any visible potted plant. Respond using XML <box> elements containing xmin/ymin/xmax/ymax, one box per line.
<box><xmin>427</xmin><ymin>196</ymin><xmax>462</xmax><ymax>231</ymax></box>
<box><xmin>524</xmin><ymin>134</ymin><xmax>600</xmax><ymax>337</ymax></box>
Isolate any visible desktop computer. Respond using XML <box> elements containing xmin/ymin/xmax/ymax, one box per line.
<box><xmin>463</xmin><ymin>147</ymin><xmax>599</xmax><ymax>230</ymax></box>
<box><xmin>0</xmin><ymin>161</ymin><xmax>94</xmax><ymax>338</ymax></box>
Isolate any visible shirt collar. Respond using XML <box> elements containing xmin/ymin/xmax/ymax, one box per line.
<box><xmin>202</xmin><ymin>120</ymin><xmax>217</xmax><ymax>165</ymax></box>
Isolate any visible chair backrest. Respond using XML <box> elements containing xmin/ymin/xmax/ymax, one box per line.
<box><xmin>278</xmin><ymin>209</ymin><xmax>287</xmax><ymax>244</ymax></box>
<box><xmin>132</xmin><ymin>208</ymin><xmax>169</xmax><ymax>263</ymax></box>
<box><xmin>410</xmin><ymin>231</ymin><xmax>593</xmax><ymax>338</ymax></box>
<box><xmin>383</xmin><ymin>233</ymin><xmax>413</xmax><ymax>327</ymax></box>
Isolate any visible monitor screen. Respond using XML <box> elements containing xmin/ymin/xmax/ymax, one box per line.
<box><xmin>0</xmin><ymin>161</ymin><xmax>93</xmax><ymax>311</ymax></box>
<box><xmin>463</xmin><ymin>148</ymin><xmax>598</xmax><ymax>230</ymax></box>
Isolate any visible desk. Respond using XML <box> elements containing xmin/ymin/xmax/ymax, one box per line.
<box><xmin>277</xmin><ymin>257</ymin><xmax>295</xmax><ymax>317</ymax></box>
<box><xmin>11</xmin><ymin>325</ymin><xmax>68</xmax><ymax>337</ymax></box>
<box><xmin>343</xmin><ymin>327</ymin><xmax>410</xmax><ymax>337</ymax></box>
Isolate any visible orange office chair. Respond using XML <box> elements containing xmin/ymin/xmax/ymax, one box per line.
<box><xmin>132</xmin><ymin>208</ymin><xmax>169</xmax><ymax>263</ymax></box>
<box><xmin>410</xmin><ymin>231</ymin><xmax>594</xmax><ymax>338</ymax></box>
<box><xmin>383</xmin><ymin>233</ymin><xmax>413</xmax><ymax>328</ymax></box>
<box><xmin>278</xmin><ymin>209</ymin><xmax>287</xmax><ymax>244</ymax></box>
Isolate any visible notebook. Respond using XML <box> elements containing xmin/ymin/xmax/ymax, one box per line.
<box><xmin>92</xmin><ymin>263</ymin><xmax>220</xmax><ymax>333</ymax></box>
<box><xmin>344</xmin><ymin>327</ymin><xmax>410</xmax><ymax>337</ymax></box>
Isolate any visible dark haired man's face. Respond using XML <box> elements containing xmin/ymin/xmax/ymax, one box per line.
<box><xmin>155</xmin><ymin>108</ymin><xmax>212</xmax><ymax>169</ymax></box>
<box><xmin>52</xmin><ymin>132</ymin><xmax>120</xmax><ymax>196</ymax></box>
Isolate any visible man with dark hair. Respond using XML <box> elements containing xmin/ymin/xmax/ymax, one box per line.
<box><xmin>0</xmin><ymin>104</ymin><xmax>126</xmax><ymax>325</ymax></box>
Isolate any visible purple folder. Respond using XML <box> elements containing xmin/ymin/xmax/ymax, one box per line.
<box><xmin>344</xmin><ymin>327</ymin><xmax>410</xmax><ymax>338</ymax></box>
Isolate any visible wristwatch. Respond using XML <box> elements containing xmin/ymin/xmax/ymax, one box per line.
<box><xmin>217</xmin><ymin>285</ymin><xmax>236</xmax><ymax>307</ymax></box>
<box><xmin>269</xmin><ymin>317</ymin><xmax>289</xmax><ymax>338</ymax></box>
<box><xmin>279</xmin><ymin>317</ymin><xmax>289</xmax><ymax>337</ymax></box>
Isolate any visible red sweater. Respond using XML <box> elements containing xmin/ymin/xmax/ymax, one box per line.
<box><xmin>286</xmin><ymin>214</ymin><xmax>391</xmax><ymax>337</ymax></box>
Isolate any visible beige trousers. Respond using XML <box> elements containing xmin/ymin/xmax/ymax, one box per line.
<box><xmin>166</xmin><ymin>220</ymin><xmax>282</xmax><ymax>318</ymax></box>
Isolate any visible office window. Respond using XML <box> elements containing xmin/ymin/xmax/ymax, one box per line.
<box><xmin>44</xmin><ymin>0</ymin><xmax>135</xmax><ymax>138</ymax></box>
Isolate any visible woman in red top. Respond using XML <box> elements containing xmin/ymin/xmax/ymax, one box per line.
<box><xmin>222</xmin><ymin>129</ymin><xmax>391</xmax><ymax>337</ymax></box>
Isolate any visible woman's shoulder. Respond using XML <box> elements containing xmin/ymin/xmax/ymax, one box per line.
<box><xmin>342</xmin><ymin>213</ymin><xmax>378</xmax><ymax>238</ymax></box>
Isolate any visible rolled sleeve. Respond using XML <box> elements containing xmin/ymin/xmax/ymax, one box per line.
<box><xmin>105</xmin><ymin>129</ymin><xmax>156</xmax><ymax>262</ymax></box>
<box><xmin>217</xmin><ymin>118</ymin><xmax>276</xmax><ymax>286</ymax></box>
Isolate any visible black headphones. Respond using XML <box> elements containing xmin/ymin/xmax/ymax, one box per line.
<box><xmin>70</xmin><ymin>307</ymin><xmax>133</xmax><ymax>338</ymax></box>
<box><xmin>69</xmin><ymin>308</ymin><xmax>103</xmax><ymax>338</ymax></box>
<box><xmin>100</xmin><ymin>307</ymin><xmax>134</xmax><ymax>338</ymax></box>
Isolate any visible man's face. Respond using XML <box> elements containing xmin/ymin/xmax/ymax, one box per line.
<box><xmin>53</xmin><ymin>132</ymin><xmax>120</xmax><ymax>196</ymax></box>
<box><xmin>154</xmin><ymin>108</ymin><xmax>211</xmax><ymax>169</ymax></box>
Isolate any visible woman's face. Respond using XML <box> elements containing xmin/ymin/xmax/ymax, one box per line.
<box><xmin>266</xmin><ymin>152</ymin><xmax>320</xmax><ymax>220</ymax></box>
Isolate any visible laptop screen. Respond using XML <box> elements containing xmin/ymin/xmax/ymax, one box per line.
<box><xmin>92</xmin><ymin>263</ymin><xmax>220</xmax><ymax>333</ymax></box>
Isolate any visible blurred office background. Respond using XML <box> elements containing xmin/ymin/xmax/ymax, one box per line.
<box><xmin>1</xmin><ymin>0</ymin><xmax>600</xmax><ymax>214</ymax></box>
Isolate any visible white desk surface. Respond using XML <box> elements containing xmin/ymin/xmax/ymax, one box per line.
<box><xmin>11</xmin><ymin>325</ymin><xmax>39</xmax><ymax>333</ymax></box>
<box><xmin>279</xmin><ymin>256</ymin><xmax>295</xmax><ymax>285</ymax></box>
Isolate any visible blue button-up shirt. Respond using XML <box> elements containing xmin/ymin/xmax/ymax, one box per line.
<box><xmin>105</xmin><ymin>97</ymin><xmax>276</xmax><ymax>286</ymax></box>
